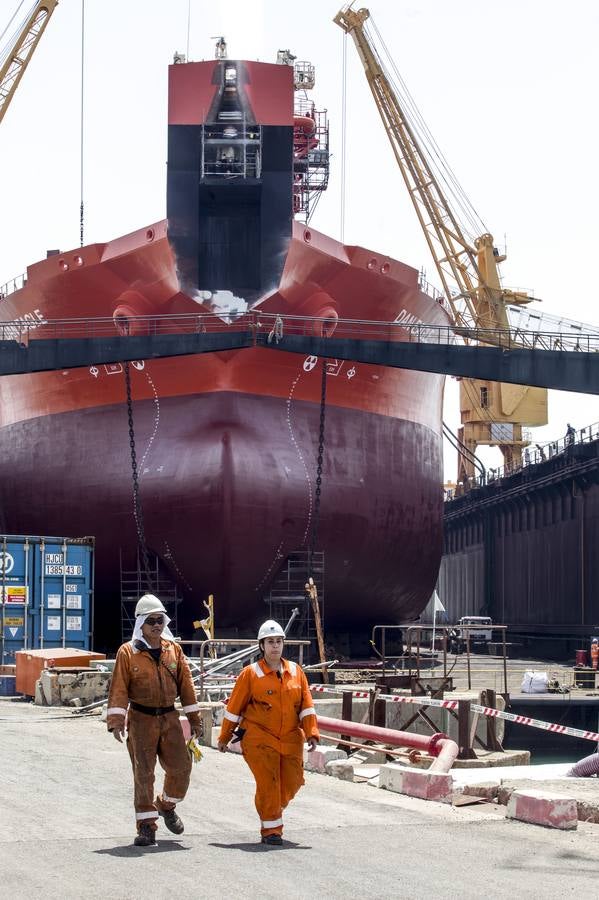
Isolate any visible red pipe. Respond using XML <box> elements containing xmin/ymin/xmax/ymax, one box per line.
<box><xmin>316</xmin><ymin>716</ymin><xmax>458</xmax><ymax>773</ymax></box>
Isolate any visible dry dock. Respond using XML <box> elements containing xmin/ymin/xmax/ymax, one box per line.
<box><xmin>3</xmin><ymin>698</ymin><xmax>599</xmax><ymax>900</ymax></box>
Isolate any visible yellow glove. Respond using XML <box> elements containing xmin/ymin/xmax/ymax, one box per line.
<box><xmin>187</xmin><ymin>736</ymin><xmax>203</xmax><ymax>764</ymax></box>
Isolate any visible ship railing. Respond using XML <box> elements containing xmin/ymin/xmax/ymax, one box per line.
<box><xmin>0</xmin><ymin>272</ymin><xmax>26</xmax><ymax>299</ymax></box>
<box><xmin>450</xmin><ymin>420</ymin><xmax>599</xmax><ymax>496</ymax></box>
<box><xmin>3</xmin><ymin>311</ymin><xmax>599</xmax><ymax>354</ymax></box>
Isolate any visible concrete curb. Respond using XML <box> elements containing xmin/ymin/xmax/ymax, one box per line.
<box><xmin>379</xmin><ymin>764</ymin><xmax>453</xmax><ymax>803</ymax></box>
<box><xmin>506</xmin><ymin>789</ymin><xmax>578</xmax><ymax>830</ymax></box>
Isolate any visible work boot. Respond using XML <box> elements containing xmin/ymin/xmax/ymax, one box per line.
<box><xmin>158</xmin><ymin>807</ymin><xmax>184</xmax><ymax>835</ymax></box>
<box><xmin>261</xmin><ymin>834</ymin><xmax>283</xmax><ymax>845</ymax></box>
<box><xmin>134</xmin><ymin>824</ymin><xmax>157</xmax><ymax>847</ymax></box>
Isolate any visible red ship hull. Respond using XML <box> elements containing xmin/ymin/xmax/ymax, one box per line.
<box><xmin>0</xmin><ymin>220</ymin><xmax>449</xmax><ymax>642</ymax></box>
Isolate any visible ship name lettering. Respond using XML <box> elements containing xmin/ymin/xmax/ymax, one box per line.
<box><xmin>394</xmin><ymin>308</ymin><xmax>424</xmax><ymax>328</ymax></box>
<box><xmin>5</xmin><ymin>308</ymin><xmax>47</xmax><ymax>341</ymax></box>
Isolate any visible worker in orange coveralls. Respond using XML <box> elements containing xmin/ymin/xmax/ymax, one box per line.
<box><xmin>591</xmin><ymin>639</ymin><xmax>599</xmax><ymax>671</ymax></box>
<box><xmin>107</xmin><ymin>594</ymin><xmax>202</xmax><ymax>847</ymax></box>
<box><xmin>218</xmin><ymin>619</ymin><xmax>319</xmax><ymax>845</ymax></box>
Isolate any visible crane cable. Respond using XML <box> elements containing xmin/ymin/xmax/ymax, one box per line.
<box><xmin>365</xmin><ymin>14</ymin><xmax>487</xmax><ymax>246</ymax></box>
<box><xmin>340</xmin><ymin>29</ymin><xmax>347</xmax><ymax>243</ymax></box>
<box><xmin>0</xmin><ymin>1</ymin><xmax>29</xmax><ymax>63</ymax></box>
<box><xmin>79</xmin><ymin>0</ymin><xmax>85</xmax><ymax>247</ymax></box>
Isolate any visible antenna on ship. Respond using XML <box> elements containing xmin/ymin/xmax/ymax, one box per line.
<box><xmin>211</xmin><ymin>35</ymin><xmax>227</xmax><ymax>59</ymax></box>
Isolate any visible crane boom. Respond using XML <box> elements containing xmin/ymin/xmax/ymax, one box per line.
<box><xmin>333</xmin><ymin>5</ymin><xmax>531</xmax><ymax>335</ymax></box>
<box><xmin>335</xmin><ymin>5</ymin><xmax>548</xmax><ymax>484</ymax></box>
<box><xmin>0</xmin><ymin>0</ymin><xmax>58</xmax><ymax>126</ymax></box>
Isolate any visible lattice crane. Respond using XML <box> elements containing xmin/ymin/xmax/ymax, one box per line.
<box><xmin>334</xmin><ymin>5</ymin><xmax>548</xmax><ymax>481</ymax></box>
<box><xmin>0</xmin><ymin>1</ymin><xmax>58</xmax><ymax>126</ymax></box>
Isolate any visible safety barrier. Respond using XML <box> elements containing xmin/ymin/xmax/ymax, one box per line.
<box><xmin>310</xmin><ymin>685</ymin><xmax>599</xmax><ymax>743</ymax></box>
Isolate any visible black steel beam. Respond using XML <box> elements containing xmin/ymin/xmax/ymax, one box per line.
<box><xmin>259</xmin><ymin>334</ymin><xmax>599</xmax><ymax>394</ymax></box>
<box><xmin>1</xmin><ymin>330</ymin><xmax>598</xmax><ymax>394</ymax></box>
<box><xmin>0</xmin><ymin>331</ymin><xmax>253</xmax><ymax>376</ymax></box>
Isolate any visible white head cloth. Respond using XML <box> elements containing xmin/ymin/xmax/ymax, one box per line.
<box><xmin>131</xmin><ymin>612</ymin><xmax>175</xmax><ymax>647</ymax></box>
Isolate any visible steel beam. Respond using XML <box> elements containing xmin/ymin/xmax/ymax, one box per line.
<box><xmin>1</xmin><ymin>329</ymin><xmax>598</xmax><ymax>394</ymax></box>
<box><xmin>258</xmin><ymin>334</ymin><xmax>599</xmax><ymax>394</ymax></box>
<box><xmin>0</xmin><ymin>331</ymin><xmax>252</xmax><ymax>376</ymax></box>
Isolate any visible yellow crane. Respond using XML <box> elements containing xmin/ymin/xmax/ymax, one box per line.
<box><xmin>0</xmin><ymin>0</ymin><xmax>58</xmax><ymax>126</ymax></box>
<box><xmin>334</xmin><ymin>5</ymin><xmax>547</xmax><ymax>482</ymax></box>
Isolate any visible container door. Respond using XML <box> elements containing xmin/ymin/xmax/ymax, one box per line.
<box><xmin>32</xmin><ymin>541</ymin><xmax>92</xmax><ymax>651</ymax></box>
<box><xmin>0</xmin><ymin>537</ymin><xmax>34</xmax><ymax>664</ymax></box>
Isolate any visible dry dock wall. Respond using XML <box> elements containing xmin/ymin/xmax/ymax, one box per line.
<box><xmin>435</xmin><ymin>440</ymin><xmax>599</xmax><ymax>648</ymax></box>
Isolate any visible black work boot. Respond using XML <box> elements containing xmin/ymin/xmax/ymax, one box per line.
<box><xmin>261</xmin><ymin>833</ymin><xmax>283</xmax><ymax>845</ymax></box>
<box><xmin>158</xmin><ymin>807</ymin><xmax>184</xmax><ymax>834</ymax></box>
<box><xmin>134</xmin><ymin>824</ymin><xmax>157</xmax><ymax>847</ymax></box>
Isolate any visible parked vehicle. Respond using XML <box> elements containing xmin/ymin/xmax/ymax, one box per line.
<box><xmin>449</xmin><ymin>616</ymin><xmax>493</xmax><ymax>653</ymax></box>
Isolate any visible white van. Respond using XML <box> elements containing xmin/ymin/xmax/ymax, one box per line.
<box><xmin>458</xmin><ymin>616</ymin><xmax>493</xmax><ymax>644</ymax></box>
<box><xmin>450</xmin><ymin>616</ymin><xmax>493</xmax><ymax>652</ymax></box>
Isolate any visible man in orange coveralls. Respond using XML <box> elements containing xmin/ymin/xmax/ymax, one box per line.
<box><xmin>107</xmin><ymin>593</ymin><xmax>202</xmax><ymax>847</ymax></box>
<box><xmin>218</xmin><ymin>619</ymin><xmax>319</xmax><ymax>845</ymax></box>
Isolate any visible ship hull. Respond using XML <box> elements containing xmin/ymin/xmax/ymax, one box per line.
<box><xmin>0</xmin><ymin>388</ymin><xmax>442</xmax><ymax>634</ymax></box>
<box><xmin>0</xmin><ymin>221</ymin><xmax>449</xmax><ymax>645</ymax></box>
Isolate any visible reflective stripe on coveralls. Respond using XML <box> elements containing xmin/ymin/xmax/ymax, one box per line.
<box><xmin>107</xmin><ymin>638</ymin><xmax>201</xmax><ymax>831</ymax></box>
<box><xmin>218</xmin><ymin>657</ymin><xmax>319</xmax><ymax>837</ymax></box>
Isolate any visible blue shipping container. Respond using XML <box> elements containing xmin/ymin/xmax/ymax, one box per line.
<box><xmin>0</xmin><ymin>535</ymin><xmax>94</xmax><ymax>664</ymax></box>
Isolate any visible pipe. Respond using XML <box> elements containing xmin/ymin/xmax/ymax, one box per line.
<box><xmin>316</xmin><ymin>715</ymin><xmax>458</xmax><ymax>772</ymax></box>
<box><xmin>429</xmin><ymin>738</ymin><xmax>459</xmax><ymax>773</ymax></box>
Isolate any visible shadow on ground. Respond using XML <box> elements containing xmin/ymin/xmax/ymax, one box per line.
<box><xmin>208</xmin><ymin>840</ymin><xmax>312</xmax><ymax>853</ymax></box>
<box><xmin>94</xmin><ymin>840</ymin><xmax>190</xmax><ymax>857</ymax></box>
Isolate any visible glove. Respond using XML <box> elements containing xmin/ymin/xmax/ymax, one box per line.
<box><xmin>187</xmin><ymin>737</ymin><xmax>203</xmax><ymax>764</ymax></box>
<box><xmin>307</xmin><ymin>737</ymin><xmax>318</xmax><ymax>751</ymax></box>
<box><xmin>190</xmin><ymin>723</ymin><xmax>203</xmax><ymax>739</ymax></box>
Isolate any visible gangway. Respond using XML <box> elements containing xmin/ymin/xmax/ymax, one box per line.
<box><xmin>1</xmin><ymin>312</ymin><xmax>598</xmax><ymax>393</ymax></box>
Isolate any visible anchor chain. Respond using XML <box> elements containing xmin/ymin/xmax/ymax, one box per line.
<box><xmin>308</xmin><ymin>356</ymin><xmax>328</xmax><ymax>570</ymax></box>
<box><xmin>124</xmin><ymin>361</ymin><xmax>153</xmax><ymax>591</ymax></box>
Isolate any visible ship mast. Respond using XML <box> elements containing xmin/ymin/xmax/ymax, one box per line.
<box><xmin>0</xmin><ymin>0</ymin><xmax>58</xmax><ymax>126</ymax></box>
<box><xmin>334</xmin><ymin>5</ymin><xmax>548</xmax><ymax>482</ymax></box>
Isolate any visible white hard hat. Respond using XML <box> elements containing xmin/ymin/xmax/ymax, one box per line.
<box><xmin>257</xmin><ymin>619</ymin><xmax>285</xmax><ymax>641</ymax></box>
<box><xmin>135</xmin><ymin>594</ymin><xmax>167</xmax><ymax>617</ymax></box>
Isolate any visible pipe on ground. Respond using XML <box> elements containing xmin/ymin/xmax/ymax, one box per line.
<box><xmin>316</xmin><ymin>715</ymin><xmax>459</xmax><ymax>773</ymax></box>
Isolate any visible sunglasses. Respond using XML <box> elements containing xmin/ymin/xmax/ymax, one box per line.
<box><xmin>145</xmin><ymin>616</ymin><xmax>164</xmax><ymax>626</ymax></box>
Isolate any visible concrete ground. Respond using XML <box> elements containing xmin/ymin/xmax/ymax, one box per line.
<box><xmin>2</xmin><ymin>700</ymin><xmax>599</xmax><ymax>899</ymax></box>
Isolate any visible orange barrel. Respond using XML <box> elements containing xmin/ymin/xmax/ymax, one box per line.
<box><xmin>575</xmin><ymin>649</ymin><xmax>588</xmax><ymax>667</ymax></box>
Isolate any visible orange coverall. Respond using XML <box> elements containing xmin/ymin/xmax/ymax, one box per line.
<box><xmin>218</xmin><ymin>657</ymin><xmax>319</xmax><ymax>838</ymax></box>
<box><xmin>591</xmin><ymin>643</ymin><xmax>599</xmax><ymax>670</ymax></box>
<box><xmin>107</xmin><ymin>638</ymin><xmax>201</xmax><ymax>831</ymax></box>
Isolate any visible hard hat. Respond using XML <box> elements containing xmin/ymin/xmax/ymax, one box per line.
<box><xmin>135</xmin><ymin>594</ymin><xmax>167</xmax><ymax>617</ymax></box>
<box><xmin>257</xmin><ymin>619</ymin><xmax>285</xmax><ymax>641</ymax></box>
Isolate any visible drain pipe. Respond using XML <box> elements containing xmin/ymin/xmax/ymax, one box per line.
<box><xmin>316</xmin><ymin>716</ymin><xmax>459</xmax><ymax>773</ymax></box>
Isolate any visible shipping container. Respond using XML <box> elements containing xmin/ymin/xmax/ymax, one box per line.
<box><xmin>0</xmin><ymin>535</ymin><xmax>94</xmax><ymax>664</ymax></box>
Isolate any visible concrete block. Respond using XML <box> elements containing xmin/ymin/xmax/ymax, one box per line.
<box><xmin>461</xmin><ymin>781</ymin><xmax>500</xmax><ymax>800</ymax></box>
<box><xmin>195</xmin><ymin>703</ymin><xmax>220</xmax><ymax>747</ymax></box>
<box><xmin>210</xmin><ymin>726</ymin><xmax>242</xmax><ymax>754</ymax></box>
<box><xmin>325</xmin><ymin>759</ymin><xmax>355</xmax><ymax>781</ymax></box>
<box><xmin>379</xmin><ymin>764</ymin><xmax>453</xmax><ymax>803</ymax></box>
<box><xmin>349</xmin><ymin>749</ymin><xmax>388</xmax><ymax>765</ymax></box>
<box><xmin>506</xmin><ymin>789</ymin><xmax>578</xmax><ymax>830</ymax></box>
<box><xmin>305</xmin><ymin>747</ymin><xmax>347</xmax><ymax>773</ymax></box>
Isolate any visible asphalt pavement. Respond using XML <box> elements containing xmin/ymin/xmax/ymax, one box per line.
<box><xmin>1</xmin><ymin>699</ymin><xmax>598</xmax><ymax>899</ymax></box>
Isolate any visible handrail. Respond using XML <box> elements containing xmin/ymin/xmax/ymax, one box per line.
<box><xmin>177</xmin><ymin>637</ymin><xmax>311</xmax><ymax>700</ymax></box>
<box><xmin>1</xmin><ymin>309</ymin><xmax>599</xmax><ymax>352</ymax></box>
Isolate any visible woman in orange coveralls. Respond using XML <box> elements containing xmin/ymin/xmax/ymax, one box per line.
<box><xmin>218</xmin><ymin>619</ymin><xmax>319</xmax><ymax>845</ymax></box>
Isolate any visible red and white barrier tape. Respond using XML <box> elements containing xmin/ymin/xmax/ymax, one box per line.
<box><xmin>309</xmin><ymin>685</ymin><xmax>599</xmax><ymax>744</ymax></box>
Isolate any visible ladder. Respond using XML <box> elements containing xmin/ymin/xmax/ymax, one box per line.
<box><xmin>119</xmin><ymin>548</ymin><xmax>182</xmax><ymax>643</ymax></box>
<box><xmin>265</xmin><ymin>550</ymin><xmax>324</xmax><ymax>661</ymax></box>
